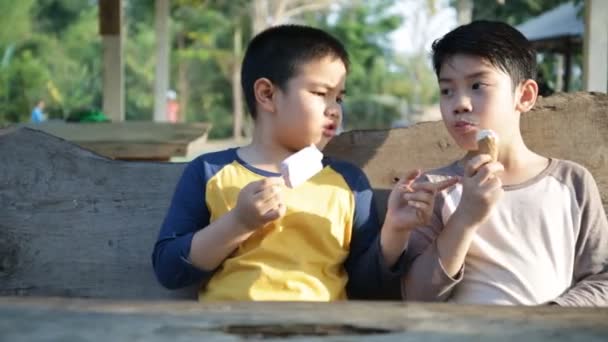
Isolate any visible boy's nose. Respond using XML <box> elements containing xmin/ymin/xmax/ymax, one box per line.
<box><xmin>325</xmin><ymin>103</ymin><xmax>342</xmax><ymax>119</ymax></box>
<box><xmin>453</xmin><ymin>96</ymin><xmax>472</xmax><ymax>114</ymax></box>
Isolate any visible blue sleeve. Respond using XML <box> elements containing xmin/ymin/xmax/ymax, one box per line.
<box><xmin>152</xmin><ymin>160</ymin><xmax>214</xmax><ymax>289</ymax></box>
<box><xmin>340</xmin><ymin>165</ymin><xmax>406</xmax><ymax>300</ymax></box>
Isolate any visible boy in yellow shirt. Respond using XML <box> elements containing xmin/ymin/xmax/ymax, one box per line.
<box><xmin>153</xmin><ymin>25</ymin><xmax>456</xmax><ymax>301</ymax></box>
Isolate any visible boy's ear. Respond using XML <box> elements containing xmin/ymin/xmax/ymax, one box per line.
<box><xmin>515</xmin><ymin>79</ymin><xmax>538</xmax><ymax>114</ymax></box>
<box><xmin>254</xmin><ymin>78</ymin><xmax>276</xmax><ymax>114</ymax></box>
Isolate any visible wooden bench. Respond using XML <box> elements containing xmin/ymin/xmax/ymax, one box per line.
<box><xmin>1</xmin><ymin>92</ymin><xmax>607</xmax><ymax>340</ymax></box>
<box><xmin>16</xmin><ymin>121</ymin><xmax>212</xmax><ymax>161</ymax></box>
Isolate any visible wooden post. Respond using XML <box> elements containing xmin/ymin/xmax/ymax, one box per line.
<box><xmin>583</xmin><ymin>0</ymin><xmax>608</xmax><ymax>92</ymax></box>
<box><xmin>153</xmin><ymin>0</ymin><xmax>170</xmax><ymax>122</ymax></box>
<box><xmin>564</xmin><ymin>40</ymin><xmax>572</xmax><ymax>92</ymax></box>
<box><xmin>232</xmin><ymin>25</ymin><xmax>244</xmax><ymax>140</ymax></box>
<box><xmin>554</xmin><ymin>53</ymin><xmax>564</xmax><ymax>92</ymax></box>
<box><xmin>99</xmin><ymin>0</ymin><xmax>125</xmax><ymax>122</ymax></box>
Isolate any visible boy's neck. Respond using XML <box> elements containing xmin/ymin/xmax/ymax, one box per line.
<box><xmin>237</xmin><ymin>124</ymin><xmax>296</xmax><ymax>173</ymax></box>
<box><xmin>464</xmin><ymin>133</ymin><xmax>550</xmax><ymax>186</ymax></box>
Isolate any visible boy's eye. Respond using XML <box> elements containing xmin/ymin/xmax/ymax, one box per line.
<box><xmin>336</xmin><ymin>96</ymin><xmax>344</xmax><ymax>104</ymax></box>
<box><xmin>440</xmin><ymin>88</ymin><xmax>452</xmax><ymax>96</ymax></box>
<box><xmin>472</xmin><ymin>82</ymin><xmax>485</xmax><ymax>90</ymax></box>
<box><xmin>312</xmin><ymin>91</ymin><xmax>326</xmax><ymax>97</ymax></box>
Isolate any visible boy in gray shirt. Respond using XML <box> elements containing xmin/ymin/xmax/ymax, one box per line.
<box><xmin>402</xmin><ymin>21</ymin><xmax>608</xmax><ymax>306</ymax></box>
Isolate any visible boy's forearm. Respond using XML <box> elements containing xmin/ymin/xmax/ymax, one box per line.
<box><xmin>380</xmin><ymin>227</ymin><xmax>410</xmax><ymax>268</ymax></box>
<box><xmin>436</xmin><ymin>210</ymin><xmax>478</xmax><ymax>278</ymax></box>
<box><xmin>189</xmin><ymin>210</ymin><xmax>255</xmax><ymax>271</ymax></box>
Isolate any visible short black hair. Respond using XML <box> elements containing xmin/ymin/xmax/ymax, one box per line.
<box><xmin>431</xmin><ymin>20</ymin><xmax>536</xmax><ymax>88</ymax></box>
<box><xmin>241</xmin><ymin>24</ymin><xmax>349</xmax><ymax>119</ymax></box>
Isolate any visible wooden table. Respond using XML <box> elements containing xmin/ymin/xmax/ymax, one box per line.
<box><xmin>18</xmin><ymin>122</ymin><xmax>211</xmax><ymax>161</ymax></box>
<box><xmin>1</xmin><ymin>297</ymin><xmax>607</xmax><ymax>341</ymax></box>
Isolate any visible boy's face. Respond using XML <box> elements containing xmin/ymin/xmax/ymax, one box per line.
<box><xmin>438</xmin><ymin>54</ymin><xmax>520</xmax><ymax>151</ymax></box>
<box><xmin>272</xmin><ymin>56</ymin><xmax>346</xmax><ymax>151</ymax></box>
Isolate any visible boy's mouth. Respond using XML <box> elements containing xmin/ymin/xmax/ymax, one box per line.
<box><xmin>454</xmin><ymin>120</ymin><xmax>477</xmax><ymax>128</ymax></box>
<box><xmin>453</xmin><ymin>115</ymin><xmax>480</xmax><ymax>131</ymax></box>
<box><xmin>453</xmin><ymin>120</ymin><xmax>478</xmax><ymax>134</ymax></box>
<box><xmin>322</xmin><ymin>123</ymin><xmax>337</xmax><ymax>138</ymax></box>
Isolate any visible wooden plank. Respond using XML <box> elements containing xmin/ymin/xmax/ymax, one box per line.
<box><xmin>0</xmin><ymin>127</ymin><xmax>196</xmax><ymax>299</ymax></box>
<box><xmin>325</xmin><ymin>92</ymin><xmax>608</xmax><ymax>219</ymax></box>
<box><xmin>18</xmin><ymin>122</ymin><xmax>211</xmax><ymax>160</ymax></box>
<box><xmin>0</xmin><ymin>297</ymin><xmax>607</xmax><ymax>341</ymax></box>
<box><xmin>1</xmin><ymin>92</ymin><xmax>607</xmax><ymax>300</ymax></box>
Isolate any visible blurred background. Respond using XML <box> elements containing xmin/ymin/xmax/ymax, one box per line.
<box><xmin>0</xmin><ymin>0</ymin><xmax>596</xmax><ymax>146</ymax></box>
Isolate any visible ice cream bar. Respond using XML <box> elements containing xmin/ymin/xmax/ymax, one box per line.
<box><xmin>476</xmin><ymin>129</ymin><xmax>499</xmax><ymax>162</ymax></box>
<box><xmin>280</xmin><ymin>145</ymin><xmax>324</xmax><ymax>188</ymax></box>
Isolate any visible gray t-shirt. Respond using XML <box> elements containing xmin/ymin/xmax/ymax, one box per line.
<box><xmin>402</xmin><ymin>159</ymin><xmax>608</xmax><ymax>306</ymax></box>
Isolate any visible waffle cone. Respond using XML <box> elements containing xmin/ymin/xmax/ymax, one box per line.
<box><xmin>477</xmin><ymin>136</ymin><xmax>498</xmax><ymax>161</ymax></box>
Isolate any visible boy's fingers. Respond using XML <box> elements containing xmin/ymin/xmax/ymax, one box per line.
<box><xmin>407</xmin><ymin>200</ymin><xmax>430</xmax><ymax>211</ymax></box>
<box><xmin>403</xmin><ymin>192</ymin><xmax>433</xmax><ymax>204</ymax></box>
<box><xmin>262</xmin><ymin>203</ymin><xmax>286</xmax><ymax>222</ymax></box>
<box><xmin>396</xmin><ymin>169</ymin><xmax>422</xmax><ymax>187</ymax></box>
<box><xmin>412</xmin><ymin>177</ymin><xmax>459</xmax><ymax>193</ymax></box>
<box><xmin>465</xmin><ymin>155</ymin><xmax>493</xmax><ymax>177</ymax></box>
<box><xmin>258</xmin><ymin>198</ymin><xmax>279</xmax><ymax>217</ymax></box>
<box><xmin>481</xmin><ymin>175</ymin><xmax>503</xmax><ymax>192</ymax></box>
<box><xmin>432</xmin><ymin>177</ymin><xmax>460</xmax><ymax>192</ymax></box>
<box><xmin>262</xmin><ymin>208</ymin><xmax>281</xmax><ymax>222</ymax></box>
<box><xmin>407</xmin><ymin>201</ymin><xmax>431</xmax><ymax>223</ymax></box>
<box><xmin>254</xmin><ymin>177</ymin><xmax>285</xmax><ymax>193</ymax></box>
<box><xmin>474</xmin><ymin>162</ymin><xmax>504</xmax><ymax>184</ymax></box>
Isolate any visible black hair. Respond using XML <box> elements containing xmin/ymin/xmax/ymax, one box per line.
<box><xmin>241</xmin><ymin>24</ymin><xmax>349</xmax><ymax>119</ymax></box>
<box><xmin>431</xmin><ymin>20</ymin><xmax>536</xmax><ymax>87</ymax></box>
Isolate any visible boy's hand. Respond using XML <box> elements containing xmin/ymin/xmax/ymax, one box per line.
<box><xmin>233</xmin><ymin>177</ymin><xmax>286</xmax><ymax>230</ymax></box>
<box><xmin>455</xmin><ymin>154</ymin><xmax>504</xmax><ymax>228</ymax></box>
<box><xmin>384</xmin><ymin>170</ymin><xmax>459</xmax><ymax>233</ymax></box>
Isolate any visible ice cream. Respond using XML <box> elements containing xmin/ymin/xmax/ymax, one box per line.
<box><xmin>280</xmin><ymin>145</ymin><xmax>324</xmax><ymax>188</ymax></box>
<box><xmin>476</xmin><ymin>129</ymin><xmax>499</xmax><ymax>162</ymax></box>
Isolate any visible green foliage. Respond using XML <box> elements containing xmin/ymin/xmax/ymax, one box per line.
<box><xmin>469</xmin><ymin>0</ymin><xmax>582</xmax><ymax>25</ymax></box>
<box><xmin>467</xmin><ymin>0</ymin><xmax>583</xmax><ymax>92</ymax></box>
<box><xmin>0</xmin><ymin>50</ymin><xmax>49</xmax><ymax>123</ymax></box>
<box><xmin>0</xmin><ymin>0</ymin><xmax>100</xmax><ymax>124</ymax></box>
<box><xmin>309</xmin><ymin>0</ymin><xmax>408</xmax><ymax>130</ymax></box>
<box><xmin>0</xmin><ymin>0</ymin><xmax>34</xmax><ymax>45</ymax></box>
<box><xmin>0</xmin><ymin>0</ymin><xmax>437</xmax><ymax>135</ymax></box>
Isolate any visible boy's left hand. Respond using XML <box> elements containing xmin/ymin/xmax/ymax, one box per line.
<box><xmin>384</xmin><ymin>170</ymin><xmax>459</xmax><ymax>233</ymax></box>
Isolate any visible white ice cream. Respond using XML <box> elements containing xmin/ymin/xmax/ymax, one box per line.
<box><xmin>280</xmin><ymin>145</ymin><xmax>324</xmax><ymax>188</ymax></box>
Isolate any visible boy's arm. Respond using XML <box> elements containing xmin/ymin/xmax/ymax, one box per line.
<box><xmin>401</xmin><ymin>188</ymin><xmax>464</xmax><ymax>302</ymax></box>
<box><xmin>152</xmin><ymin>161</ymin><xmax>285</xmax><ymax>290</ymax></box>
<box><xmin>552</xmin><ymin>170</ymin><xmax>608</xmax><ymax>306</ymax></box>
<box><xmin>152</xmin><ymin>161</ymin><xmax>215</xmax><ymax>289</ymax></box>
<box><xmin>403</xmin><ymin>156</ymin><xmax>503</xmax><ymax>301</ymax></box>
<box><xmin>344</xmin><ymin>172</ymin><xmax>406</xmax><ymax>300</ymax></box>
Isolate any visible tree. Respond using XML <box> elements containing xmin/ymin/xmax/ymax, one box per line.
<box><xmin>466</xmin><ymin>0</ymin><xmax>584</xmax><ymax>92</ymax></box>
<box><xmin>0</xmin><ymin>0</ymin><xmax>100</xmax><ymax>125</ymax></box>
<box><xmin>470</xmin><ymin>0</ymin><xmax>579</xmax><ymax>25</ymax></box>
<box><xmin>308</xmin><ymin>0</ymin><xmax>405</xmax><ymax>129</ymax></box>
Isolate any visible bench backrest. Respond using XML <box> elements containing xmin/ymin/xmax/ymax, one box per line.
<box><xmin>1</xmin><ymin>92</ymin><xmax>606</xmax><ymax>299</ymax></box>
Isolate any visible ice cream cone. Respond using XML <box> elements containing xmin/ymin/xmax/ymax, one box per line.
<box><xmin>476</xmin><ymin>129</ymin><xmax>499</xmax><ymax>162</ymax></box>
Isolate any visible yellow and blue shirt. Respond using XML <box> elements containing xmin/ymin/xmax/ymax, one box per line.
<box><xmin>153</xmin><ymin>148</ymin><xmax>403</xmax><ymax>301</ymax></box>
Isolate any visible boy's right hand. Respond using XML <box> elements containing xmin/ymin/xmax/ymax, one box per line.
<box><xmin>233</xmin><ymin>177</ymin><xmax>286</xmax><ymax>230</ymax></box>
<box><xmin>456</xmin><ymin>154</ymin><xmax>504</xmax><ymax>228</ymax></box>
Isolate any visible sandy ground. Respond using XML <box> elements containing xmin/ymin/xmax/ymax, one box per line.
<box><xmin>170</xmin><ymin>137</ymin><xmax>251</xmax><ymax>162</ymax></box>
